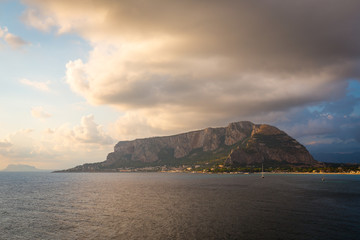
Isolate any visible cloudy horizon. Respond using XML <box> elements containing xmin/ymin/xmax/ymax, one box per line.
<box><xmin>0</xmin><ymin>0</ymin><xmax>359</xmax><ymax>169</ymax></box>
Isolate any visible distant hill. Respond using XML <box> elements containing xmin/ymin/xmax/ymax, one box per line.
<box><xmin>2</xmin><ymin>164</ymin><xmax>44</xmax><ymax>172</ymax></box>
<box><xmin>59</xmin><ymin>121</ymin><xmax>320</xmax><ymax>172</ymax></box>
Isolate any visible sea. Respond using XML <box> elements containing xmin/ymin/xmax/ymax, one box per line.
<box><xmin>0</xmin><ymin>172</ymin><xmax>359</xmax><ymax>240</ymax></box>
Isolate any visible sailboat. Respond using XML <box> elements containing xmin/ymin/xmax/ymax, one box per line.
<box><xmin>261</xmin><ymin>163</ymin><xmax>264</xmax><ymax>178</ymax></box>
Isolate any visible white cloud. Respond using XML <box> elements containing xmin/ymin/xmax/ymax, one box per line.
<box><xmin>41</xmin><ymin>114</ymin><xmax>114</xmax><ymax>151</ymax></box>
<box><xmin>0</xmin><ymin>129</ymin><xmax>36</xmax><ymax>159</ymax></box>
<box><xmin>20</xmin><ymin>78</ymin><xmax>51</xmax><ymax>92</ymax></box>
<box><xmin>65</xmin><ymin>59</ymin><xmax>89</xmax><ymax>94</ymax></box>
<box><xmin>31</xmin><ymin>106</ymin><xmax>52</xmax><ymax>119</ymax></box>
<box><xmin>0</xmin><ymin>115</ymin><xmax>114</xmax><ymax>169</ymax></box>
<box><xmin>110</xmin><ymin>111</ymin><xmax>175</xmax><ymax>141</ymax></box>
<box><xmin>72</xmin><ymin>114</ymin><xmax>114</xmax><ymax>144</ymax></box>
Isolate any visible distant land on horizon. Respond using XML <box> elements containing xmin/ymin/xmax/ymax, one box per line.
<box><xmin>2</xmin><ymin>164</ymin><xmax>49</xmax><ymax>172</ymax></box>
<box><xmin>59</xmin><ymin>121</ymin><xmax>324</xmax><ymax>172</ymax></box>
<box><xmin>313</xmin><ymin>152</ymin><xmax>360</xmax><ymax>164</ymax></box>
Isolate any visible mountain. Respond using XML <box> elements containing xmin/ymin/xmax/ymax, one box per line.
<box><xmin>59</xmin><ymin>121</ymin><xmax>319</xmax><ymax>172</ymax></box>
<box><xmin>2</xmin><ymin>164</ymin><xmax>43</xmax><ymax>172</ymax></box>
<box><xmin>225</xmin><ymin>124</ymin><xmax>318</xmax><ymax>166</ymax></box>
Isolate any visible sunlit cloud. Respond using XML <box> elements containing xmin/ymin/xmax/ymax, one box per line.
<box><xmin>20</xmin><ymin>78</ymin><xmax>51</xmax><ymax>92</ymax></box>
<box><xmin>4</xmin><ymin>33</ymin><xmax>28</xmax><ymax>48</ymax></box>
<box><xmin>42</xmin><ymin>115</ymin><xmax>114</xmax><ymax>150</ymax></box>
<box><xmin>110</xmin><ymin>111</ymin><xmax>173</xmax><ymax>141</ymax></box>
<box><xmin>0</xmin><ymin>25</ymin><xmax>29</xmax><ymax>49</ymax></box>
<box><xmin>72</xmin><ymin>114</ymin><xmax>114</xmax><ymax>145</ymax></box>
<box><xmin>0</xmin><ymin>115</ymin><xmax>114</xmax><ymax>169</ymax></box>
<box><xmin>0</xmin><ymin>129</ymin><xmax>35</xmax><ymax>159</ymax></box>
<box><xmin>306</xmin><ymin>139</ymin><xmax>340</xmax><ymax>146</ymax></box>
<box><xmin>21</xmin><ymin>8</ymin><xmax>55</xmax><ymax>32</ymax></box>
<box><xmin>31</xmin><ymin>106</ymin><xmax>52</xmax><ymax>119</ymax></box>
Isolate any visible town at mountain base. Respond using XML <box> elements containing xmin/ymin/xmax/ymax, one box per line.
<box><xmin>58</xmin><ymin>121</ymin><xmax>322</xmax><ymax>172</ymax></box>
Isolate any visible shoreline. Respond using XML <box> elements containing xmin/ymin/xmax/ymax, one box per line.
<box><xmin>52</xmin><ymin>170</ymin><xmax>360</xmax><ymax>175</ymax></box>
<box><xmin>264</xmin><ymin>172</ymin><xmax>360</xmax><ymax>175</ymax></box>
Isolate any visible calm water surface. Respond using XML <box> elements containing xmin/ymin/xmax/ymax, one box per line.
<box><xmin>0</xmin><ymin>172</ymin><xmax>359</xmax><ymax>240</ymax></box>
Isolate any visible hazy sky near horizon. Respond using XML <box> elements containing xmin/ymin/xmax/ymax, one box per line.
<box><xmin>0</xmin><ymin>0</ymin><xmax>359</xmax><ymax>169</ymax></box>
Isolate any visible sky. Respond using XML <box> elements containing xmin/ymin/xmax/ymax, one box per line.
<box><xmin>0</xmin><ymin>0</ymin><xmax>359</xmax><ymax>169</ymax></box>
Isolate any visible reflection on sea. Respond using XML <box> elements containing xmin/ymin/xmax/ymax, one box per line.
<box><xmin>0</xmin><ymin>172</ymin><xmax>359</xmax><ymax>239</ymax></box>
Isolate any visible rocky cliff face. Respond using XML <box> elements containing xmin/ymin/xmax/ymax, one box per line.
<box><xmin>63</xmin><ymin>121</ymin><xmax>318</xmax><ymax>171</ymax></box>
<box><xmin>105</xmin><ymin>121</ymin><xmax>254</xmax><ymax>166</ymax></box>
<box><xmin>225</xmin><ymin>124</ymin><xmax>317</xmax><ymax>166</ymax></box>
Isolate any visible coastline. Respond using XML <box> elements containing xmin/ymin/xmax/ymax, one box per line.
<box><xmin>53</xmin><ymin>170</ymin><xmax>360</xmax><ymax>175</ymax></box>
<box><xmin>264</xmin><ymin>172</ymin><xmax>360</xmax><ymax>175</ymax></box>
<box><xmin>163</xmin><ymin>171</ymin><xmax>360</xmax><ymax>175</ymax></box>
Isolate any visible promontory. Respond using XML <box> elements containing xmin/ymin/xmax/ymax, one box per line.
<box><xmin>59</xmin><ymin>121</ymin><xmax>320</xmax><ymax>172</ymax></box>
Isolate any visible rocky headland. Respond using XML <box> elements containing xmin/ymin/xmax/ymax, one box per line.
<box><xmin>59</xmin><ymin>121</ymin><xmax>320</xmax><ymax>172</ymax></box>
